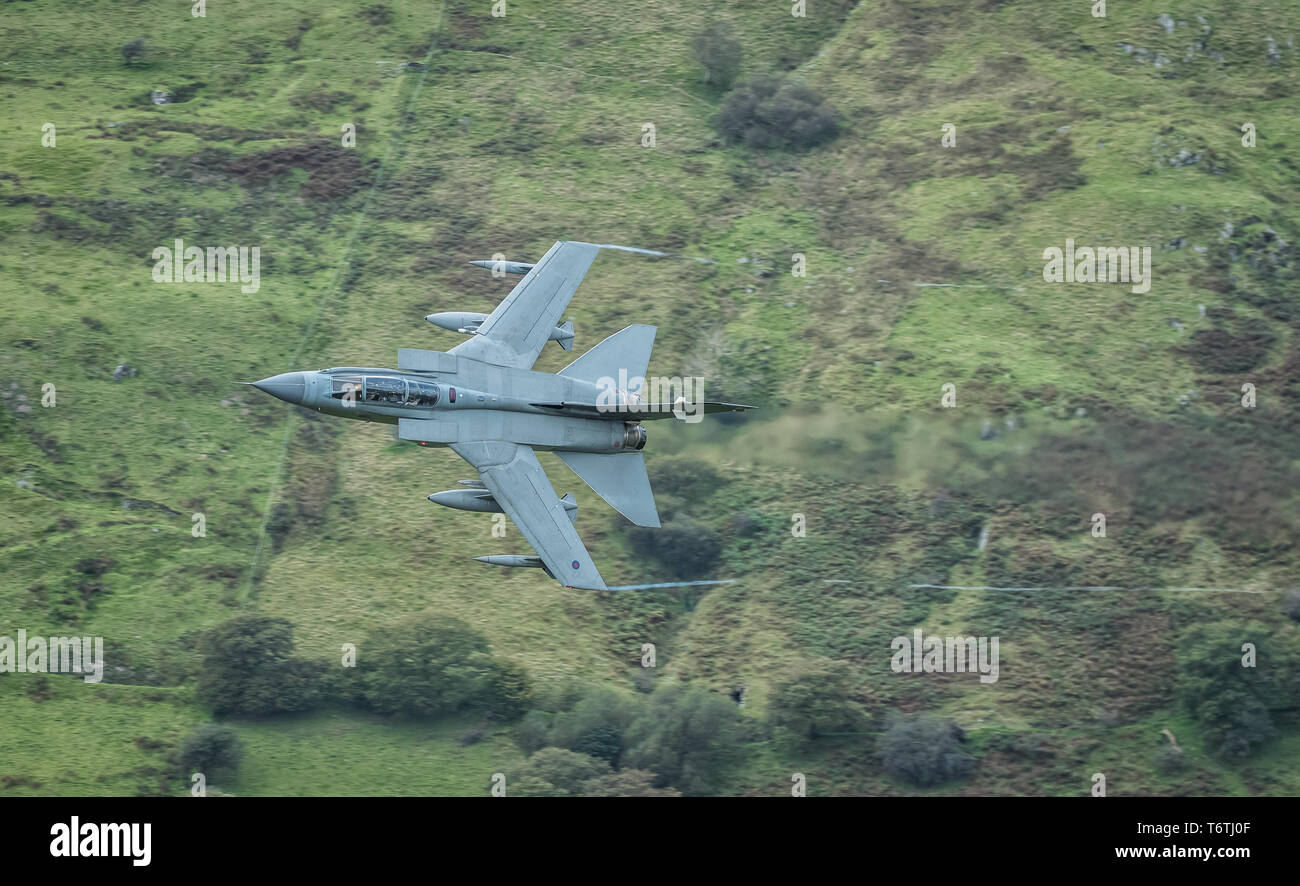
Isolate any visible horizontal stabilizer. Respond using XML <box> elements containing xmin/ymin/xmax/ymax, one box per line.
<box><xmin>557</xmin><ymin>451</ymin><xmax>660</xmax><ymax>527</ymax></box>
<box><xmin>633</xmin><ymin>401</ymin><xmax>757</xmax><ymax>421</ymax></box>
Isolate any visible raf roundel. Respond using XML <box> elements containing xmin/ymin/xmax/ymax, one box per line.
<box><xmin>571</xmin><ymin>560</ymin><xmax>581</xmax><ymax>570</ymax></box>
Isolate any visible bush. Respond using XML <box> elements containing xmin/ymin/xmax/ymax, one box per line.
<box><xmin>509</xmin><ymin>749</ymin><xmax>610</xmax><ymax>797</ymax></box>
<box><xmin>581</xmin><ymin>769</ymin><xmax>680</xmax><ymax>797</ymax></box>
<box><xmin>179</xmin><ymin>723</ymin><xmax>242</xmax><ymax>781</ymax></box>
<box><xmin>767</xmin><ymin>659</ymin><xmax>862</xmax><ymax>741</ymax></box>
<box><xmin>457</xmin><ymin>726</ymin><xmax>487</xmax><ymax>747</ymax></box>
<box><xmin>121</xmin><ymin>38</ymin><xmax>149</xmax><ymax>67</ymax></box>
<box><xmin>515</xmin><ymin>710</ymin><xmax>553</xmax><ymax>755</ymax></box>
<box><xmin>1176</xmin><ymin>621</ymin><xmax>1281</xmax><ymax>759</ymax></box>
<box><xmin>548</xmin><ymin>688</ymin><xmax>638</xmax><ymax>766</ymax></box>
<box><xmin>880</xmin><ymin>712</ymin><xmax>973</xmax><ymax>788</ymax></box>
<box><xmin>354</xmin><ymin>613</ymin><xmax>532</xmax><ymax>719</ymax></box>
<box><xmin>648</xmin><ymin>457</ymin><xmax>722</xmax><ymax>499</ymax></box>
<box><xmin>692</xmin><ymin>23</ymin><xmax>742</xmax><ymax>89</ymax></box>
<box><xmin>628</xmin><ymin>522</ymin><xmax>722</xmax><ymax>579</ymax></box>
<box><xmin>1284</xmin><ymin>590</ymin><xmax>1300</xmax><ymax>623</ymax></box>
<box><xmin>716</xmin><ymin>75</ymin><xmax>839</xmax><ymax>150</ymax></box>
<box><xmin>480</xmin><ymin>658</ymin><xmax>535</xmax><ymax>721</ymax></box>
<box><xmin>622</xmin><ymin>683</ymin><xmax>745</xmax><ymax>796</ymax></box>
<box><xmin>195</xmin><ymin>616</ymin><xmax>324</xmax><ymax>716</ymax></box>
<box><xmin>1154</xmin><ymin>744</ymin><xmax>1186</xmax><ymax>776</ymax></box>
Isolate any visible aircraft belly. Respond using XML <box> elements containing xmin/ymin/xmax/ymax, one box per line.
<box><xmin>468</xmin><ymin>412</ymin><xmax>504</xmax><ymax>441</ymax></box>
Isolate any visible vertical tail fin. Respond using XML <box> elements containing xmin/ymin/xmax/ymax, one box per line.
<box><xmin>556</xmin><ymin>320</ymin><xmax>574</xmax><ymax>351</ymax></box>
<box><xmin>558</xmin><ymin>324</ymin><xmax>656</xmax><ymax>386</ymax></box>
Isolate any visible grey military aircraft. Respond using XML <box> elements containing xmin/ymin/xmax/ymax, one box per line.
<box><xmin>248</xmin><ymin>241</ymin><xmax>753</xmax><ymax>590</ymax></box>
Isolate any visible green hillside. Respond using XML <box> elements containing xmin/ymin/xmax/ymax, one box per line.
<box><xmin>2</xmin><ymin>0</ymin><xmax>1298</xmax><ymax>796</ymax></box>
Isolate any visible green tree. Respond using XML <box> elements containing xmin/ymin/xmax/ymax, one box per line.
<box><xmin>622</xmin><ymin>683</ymin><xmax>745</xmax><ymax>796</ymax></box>
<box><xmin>481</xmin><ymin>658</ymin><xmax>535</xmax><ymax>720</ymax></box>
<box><xmin>767</xmin><ymin>659</ymin><xmax>863</xmax><ymax>741</ymax></box>
<box><xmin>549</xmin><ymin>688</ymin><xmax>639</xmax><ymax>765</ymax></box>
<box><xmin>355</xmin><ymin>613</ymin><xmax>520</xmax><ymax>718</ymax></box>
<box><xmin>515</xmin><ymin>710</ymin><xmax>553</xmax><ymax>755</ymax></box>
<box><xmin>509</xmin><ymin>748</ymin><xmax>611</xmax><ymax>797</ymax></box>
<box><xmin>582</xmin><ymin>769</ymin><xmax>680</xmax><ymax>797</ymax></box>
<box><xmin>1176</xmin><ymin>621</ymin><xmax>1283</xmax><ymax>759</ymax></box>
<box><xmin>196</xmin><ymin>616</ymin><xmax>323</xmax><ymax>716</ymax></box>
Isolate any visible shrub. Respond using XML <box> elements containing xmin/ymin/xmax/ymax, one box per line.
<box><xmin>354</xmin><ymin>613</ymin><xmax>532</xmax><ymax>719</ymax></box>
<box><xmin>880</xmin><ymin>712</ymin><xmax>973</xmax><ymax>787</ymax></box>
<box><xmin>179</xmin><ymin>723</ymin><xmax>242</xmax><ymax>781</ymax></box>
<box><xmin>515</xmin><ymin>711</ymin><xmax>553</xmax><ymax>755</ymax></box>
<box><xmin>767</xmin><ymin>659</ymin><xmax>862</xmax><ymax>741</ymax></box>
<box><xmin>1176</xmin><ymin>621</ymin><xmax>1280</xmax><ymax>759</ymax></box>
<box><xmin>121</xmin><ymin>39</ymin><xmax>149</xmax><ymax>67</ymax></box>
<box><xmin>1284</xmin><ymin>590</ymin><xmax>1300</xmax><ymax>623</ymax></box>
<box><xmin>628</xmin><ymin>522</ymin><xmax>721</xmax><ymax>579</ymax></box>
<box><xmin>1154</xmin><ymin>744</ymin><xmax>1186</xmax><ymax>776</ymax></box>
<box><xmin>457</xmin><ymin>726</ymin><xmax>487</xmax><ymax>747</ymax></box>
<box><xmin>692</xmin><ymin>23</ymin><xmax>742</xmax><ymax>89</ymax></box>
<box><xmin>509</xmin><ymin>749</ymin><xmax>610</xmax><ymax>797</ymax></box>
<box><xmin>716</xmin><ymin>75</ymin><xmax>839</xmax><ymax>150</ymax></box>
<box><xmin>622</xmin><ymin>683</ymin><xmax>745</xmax><ymax>796</ymax></box>
<box><xmin>581</xmin><ymin>769</ymin><xmax>680</xmax><ymax>797</ymax></box>
<box><xmin>195</xmin><ymin>616</ymin><xmax>323</xmax><ymax>716</ymax></box>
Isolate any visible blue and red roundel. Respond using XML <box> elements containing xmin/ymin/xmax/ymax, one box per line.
<box><xmin>571</xmin><ymin>560</ymin><xmax>581</xmax><ymax>570</ymax></box>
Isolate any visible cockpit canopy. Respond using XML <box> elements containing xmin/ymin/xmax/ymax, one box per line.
<box><xmin>329</xmin><ymin>375</ymin><xmax>439</xmax><ymax>407</ymax></box>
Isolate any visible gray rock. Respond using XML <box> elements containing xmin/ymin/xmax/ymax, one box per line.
<box><xmin>150</xmin><ymin>89</ymin><xmax>172</xmax><ymax>105</ymax></box>
<box><xmin>1158</xmin><ymin>13</ymin><xmax>1175</xmax><ymax>35</ymax></box>
<box><xmin>112</xmin><ymin>363</ymin><xmax>137</xmax><ymax>381</ymax></box>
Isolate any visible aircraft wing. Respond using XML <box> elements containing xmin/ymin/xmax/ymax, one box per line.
<box><xmin>450</xmin><ymin>441</ymin><xmax>607</xmax><ymax>590</ymax></box>
<box><xmin>449</xmin><ymin>240</ymin><xmax>603</xmax><ymax>369</ymax></box>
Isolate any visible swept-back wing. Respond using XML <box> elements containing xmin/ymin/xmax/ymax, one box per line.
<box><xmin>450</xmin><ymin>441</ymin><xmax>607</xmax><ymax>590</ymax></box>
<box><xmin>450</xmin><ymin>241</ymin><xmax>602</xmax><ymax>369</ymax></box>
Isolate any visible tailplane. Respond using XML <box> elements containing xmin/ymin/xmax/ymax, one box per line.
<box><xmin>557</xmin><ymin>451</ymin><xmax>660</xmax><ymax>527</ymax></box>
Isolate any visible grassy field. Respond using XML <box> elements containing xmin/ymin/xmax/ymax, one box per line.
<box><xmin>2</xmin><ymin>0</ymin><xmax>1298</xmax><ymax>796</ymax></box>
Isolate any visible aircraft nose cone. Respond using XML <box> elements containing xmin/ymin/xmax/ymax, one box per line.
<box><xmin>250</xmin><ymin>371</ymin><xmax>309</xmax><ymax>405</ymax></box>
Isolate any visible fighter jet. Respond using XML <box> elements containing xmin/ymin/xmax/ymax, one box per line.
<box><xmin>248</xmin><ymin>240</ymin><xmax>753</xmax><ymax>590</ymax></box>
